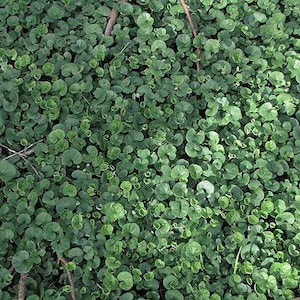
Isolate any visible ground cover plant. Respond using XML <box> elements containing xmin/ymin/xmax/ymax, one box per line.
<box><xmin>1</xmin><ymin>0</ymin><xmax>300</xmax><ymax>299</ymax></box>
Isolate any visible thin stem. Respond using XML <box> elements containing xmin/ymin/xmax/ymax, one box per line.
<box><xmin>104</xmin><ymin>0</ymin><xmax>128</xmax><ymax>36</ymax></box>
<box><xmin>18</xmin><ymin>273</ymin><xmax>28</xmax><ymax>300</ymax></box>
<box><xmin>179</xmin><ymin>0</ymin><xmax>201</xmax><ymax>70</ymax></box>
<box><xmin>233</xmin><ymin>246</ymin><xmax>242</xmax><ymax>275</ymax></box>
<box><xmin>109</xmin><ymin>41</ymin><xmax>131</xmax><ymax>64</ymax></box>
<box><xmin>0</xmin><ymin>140</ymin><xmax>43</xmax><ymax>177</ymax></box>
<box><xmin>58</xmin><ymin>256</ymin><xmax>76</xmax><ymax>300</ymax></box>
<box><xmin>179</xmin><ymin>0</ymin><xmax>198</xmax><ymax>37</ymax></box>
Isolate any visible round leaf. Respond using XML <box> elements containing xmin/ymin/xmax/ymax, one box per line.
<box><xmin>117</xmin><ymin>271</ymin><xmax>133</xmax><ymax>291</ymax></box>
<box><xmin>0</xmin><ymin>160</ymin><xmax>17</xmax><ymax>182</ymax></box>
<box><xmin>12</xmin><ymin>250</ymin><xmax>33</xmax><ymax>274</ymax></box>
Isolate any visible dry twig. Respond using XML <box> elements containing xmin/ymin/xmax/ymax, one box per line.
<box><xmin>179</xmin><ymin>0</ymin><xmax>201</xmax><ymax>70</ymax></box>
<box><xmin>58</xmin><ymin>256</ymin><xmax>76</xmax><ymax>300</ymax></box>
<box><xmin>104</xmin><ymin>0</ymin><xmax>128</xmax><ymax>36</ymax></box>
<box><xmin>0</xmin><ymin>140</ymin><xmax>43</xmax><ymax>178</ymax></box>
<box><xmin>18</xmin><ymin>273</ymin><xmax>28</xmax><ymax>300</ymax></box>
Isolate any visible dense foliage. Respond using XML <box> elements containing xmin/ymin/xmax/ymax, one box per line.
<box><xmin>1</xmin><ymin>0</ymin><xmax>300</xmax><ymax>299</ymax></box>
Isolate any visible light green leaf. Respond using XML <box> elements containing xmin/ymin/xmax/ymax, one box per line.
<box><xmin>136</xmin><ymin>12</ymin><xmax>154</xmax><ymax>28</ymax></box>
<box><xmin>117</xmin><ymin>271</ymin><xmax>133</xmax><ymax>291</ymax></box>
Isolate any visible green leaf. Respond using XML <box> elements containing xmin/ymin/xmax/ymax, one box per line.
<box><xmin>48</xmin><ymin>129</ymin><xmax>65</xmax><ymax>143</ymax></box>
<box><xmin>171</xmin><ymin>165</ymin><xmax>189</xmax><ymax>182</ymax></box>
<box><xmin>186</xmin><ymin>128</ymin><xmax>205</xmax><ymax>145</ymax></box>
<box><xmin>151</xmin><ymin>40</ymin><xmax>167</xmax><ymax>52</ymax></box>
<box><xmin>226</xmin><ymin>209</ymin><xmax>240</xmax><ymax>225</ymax></box>
<box><xmin>71</xmin><ymin>214</ymin><xmax>83</xmax><ymax>230</ymax></box>
<box><xmin>52</xmin><ymin>79</ymin><xmax>68</xmax><ymax>96</ymax></box>
<box><xmin>119</xmin><ymin>3</ymin><xmax>134</xmax><ymax>16</ymax></box>
<box><xmin>120</xmin><ymin>181</ymin><xmax>132</xmax><ymax>191</ymax></box>
<box><xmin>154</xmin><ymin>218</ymin><xmax>170</xmax><ymax>235</ymax></box>
<box><xmin>155</xmin><ymin>183</ymin><xmax>173</xmax><ymax>201</ymax></box>
<box><xmin>182</xmin><ymin>240</ymin><xmax>202</xmax><ymax>261</ymax></box>
<box><xmin>108</xmin><ymin>115</ymin><xmax>123</xmax><ymax>134</ymax></box>
<box><xmin>103</xmin><ymin>273</ymin><xmax>119</xmax><ymax>290</ymax></box>
<box><xmin>117</xmin><ymin>271</ymin><xmax>133</xmax><ymax>291</ymax></box>
<box><xmin>188</xmin><ymin>164</ymin><xmax>203</xmax><ymax>180</ymax></box>
<box><xmin>122</xmin><ymin>223</ymin><xmax>140</xmax><ymax>237</ymax></box>
<box><xmin>163</xmin><ymin>275</ymin><xmax>179</xmax><ymax>290</ymax></box>
<box><xmin>62</xmin><ymin>148</ymin><xmax>82</xmax><ymax>166</ymax></box>
<box><xmin>158</xmin><ymin>144</ymin><xmax>177</xmax><ymax>162</ymax></box>
<box><xmin>204</xmin><ymin>39</ymin><xmax>220</xmax><ymax>53</ymax></box>
<box><xmin>61</xmin><ymin>182</ymin><xmax>78</xmax><ymax>197</ymax></box>
<box><xmin>258</xmin><ymin>103</ymin><xmax>278</xmax><ymax>121</ymax></box>
<box><xmin>0</xmin><ymin>160</ymin><xmax>17</xmax><ymax>182</ymax></box>
<box><xmin>276</xmin><ymin>212</ymin><xmax>295</xmax><ymax>225</ymax></box>
<box><xmin>92</xmin><ymin>45</ymin><xmax>107</xmax><ymax>61</ymax></box>
<box><xmin>185</xmin><ymin>143</ymin><xmax>200</xmax><ymax>158</ymax></box>
<box><xmin>223</xmin><ymin>163</ymin><xmax>239</xmax><ymax>180</ymax></box>
<box><xmin>48</xmin><ymin>4</ymin><xmax>64</xmax><ymax>19</ymax></box>
<box><xmin>176</xmin><ymin>34</ymin><xmax>191</xmax><ymax>49</ymax></box>
<box><xmin>200</xmin><ymin>0</ymin><xmax>213</xmax><ymax>6</ymax></box>
<box><xmin>218</xmin><ymin>196</ymin><xmax>229</xmax><ymax>209</ymax></box>
<box><xmin>35</xmin><ymin>212</ymin><xmax>52</xmax><ymax>225</ymax></box>
<box><xmin>12</xmin><ymin>251</ymin><xmax>33</xmax><ymax>274</ymax></box>
<box><xmin>196</xmin><ymin>180</ymin><xmax>215</xmax><ymax>198</ymax></box>
<box><xmin>42</xmin><ymin>62</ymin><xmax>55</xmax><ymax>75</ymax></box>
<box><xmin>136</xmin><ymin>12</ymin><xmax>154</xmax><ymax>28</ymax></box>
<box><xmin>261</xmin><ymin>200</ymin><xmax>274</xmax><ymax>214</ymax></box>
<box><xmin>173</xmin><ymin>182</ymin><xmax>188</xmax><ymax>197</ymax></box>
<box><xmin>268</xmin><ymin>71</ymin><xmax>285</xmax><ymax>87</ymax></box>
<box><xmin>104</xmin><ymin>202</ymin><xmax>126</xmax><ymax>222</ymax></box>
<box><xmin>228</xmin><ymin>106</ymin><xmax>242</xmax><ymax>121</ymax></box>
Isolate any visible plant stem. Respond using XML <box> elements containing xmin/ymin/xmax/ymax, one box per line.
<box><xmin>179</xmin><ymin>0</ymin><xmax>201</xmax><ymax>70</ymax></box>
<box><xmin>58</xmin><ymin>256</ymin><xmax>76</xmax><ymax>300</ymax></box>
<box><xmin>104</xmin><ymin>0</ymin><xmax>128</xmax><ymax>36</ymax></box>
<box><xmin>233</xmin><ymin>246</ymin><xmax>243</xmax><ymax>275</ymax></box>
<box><xmin>18</xmin><ymin>273</ymin><xmax>28</xmax><ymax>300</ymax></box>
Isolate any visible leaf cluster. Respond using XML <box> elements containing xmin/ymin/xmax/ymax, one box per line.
<box><xmin>1</xmin><ymin>0</ymin><xmax>300</xmax><ymax>299</ymax></box>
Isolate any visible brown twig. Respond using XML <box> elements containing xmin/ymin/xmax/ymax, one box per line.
<box><xmin>104</xmin><ymin>0</ymin><xmax>128</xmax><ymax>36</ymax></box>
<box><xmin>18</xmin><ymin>273</ymin><xmax>28</xmax><ymax>300</ymax></box>
<box><xmin>58</xmin><ymin>256</ymin><xmax>76</xmax><ymax>300</ymax></box>
<box><xmin>179</xmin><ymin>0</ymin><xmax>201</xmax><ymax>70</ymax></box>
<box><xmin>0</xmin><ymin>140</ymin><xmax>43</xmax><ymax>178</ymax></box>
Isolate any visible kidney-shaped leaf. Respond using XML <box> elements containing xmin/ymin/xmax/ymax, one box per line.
<box><xmin>12</xmin><ymin>250</ymin><xmax>33</xmax><ymax>274</ymax></box>
<box><xmin>62</xmin><ymin>148</ymin><xmax>82</xmax><ymax>166</ymax></box>
<box><xmin>117</xmin><ymin>271</ymin><xmax>133</xmax><ymax>291</ymax></box>
<box><xmin>0</xmin><ymin>160</ymin><xmax>17</xmax><ymax>182</ymax></box>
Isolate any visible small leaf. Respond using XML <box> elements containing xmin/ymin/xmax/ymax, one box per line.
<box><xmin>62</xmin><ymin>148</ymin><xmax>82</xmax><ymax>166</ymax></box>
<box><xmin>71</xmin><ymin>214</ymin><xmax>84</xmax><ymax>230</ymax></box>
<box><xmin>182</xmin><ymin>240</ymin><xmax>202</xmax><ymax>261</ymax></box>
<box><xmin>104</xmin><ymin>202</ymin><xmax>126</xmax><ymax>222</ymax></box>
<box><xmin>163</xmin><ymin>275</ymin><xmax>179</xmax><ymax>291</ymax></box>
<box><xmin>48</xmin><ymin>129</ymin><xmax>65</xmax><ymax>144</ymax></box>
<box><xmin>258</xmin><ymin>102</ymin><xmax>278</xmax><ymax>121</ymax></box>
<box><xmin>0</xmin><ymin>160</ymin><xmax>17</xmax><ymax>182</ymax></box>
<box><xmin>117</xmin><ymin>271</ymin><xmax>133</xmax><ymax>291</ymax></box>
<box><xmin>122</xmin><ymin>223</ymin><xmax>140</xmax><ymax>237</ymax></box>
<box><xmin>136</xmin><ymin>12</ymin><xmax>154</xmax><ymax>28</ymax></box>
<box><xmin>12</xmin><ymin>250</ymin><xmax>33</xmax><ymax>274</ymax></box>
<box><xmin>48</xmin><ymin>4</ymin><xmax>64</xmax><ymax>19</ymax></box>
<box><xmin>61</xmin><ymin>182</ymin><xmax>78</xmax><ymax>197</ymax></box>
<box><xmin>196</xmin><ymin>180</ymin><xmax>215</xmax><ymax>197</ymax></box>
<box><xmin>223</xmin><ymin>163</ymin><xmax>239</xmax><ymax>180</ymax></box>
<box><xmin>276</xmin><ymin>212</ymin><xmax>295</xmax><ymax>225</ymax></box>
